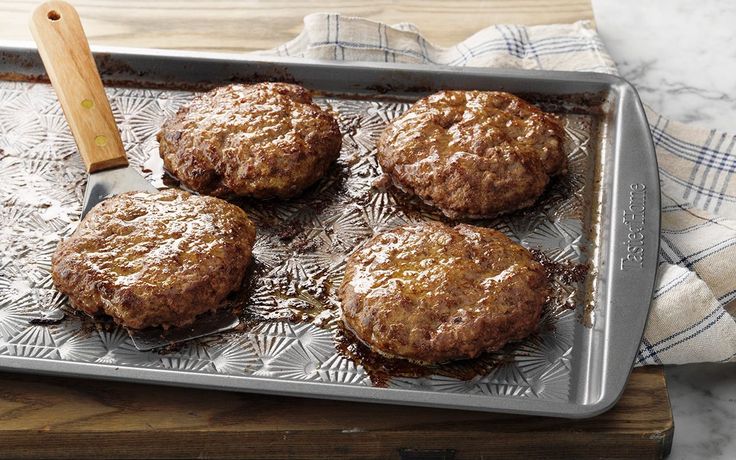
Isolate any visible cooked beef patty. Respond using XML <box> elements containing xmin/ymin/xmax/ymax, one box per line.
<box><xmin>377</xmin><ymin>91</ymin><xmax>566</xmax><ymax>218</ymax></box>
<box><xmin>157</xmin><ymin>82</ymin><xmax>342</xmax><ymax>199</ymax></box>
<box><xmin>339</xmin><ymin>222</ymin><xmax>548</xmax><ymax>364</ymax></box>
<box><xmin>51</xmin><ymin>189</ymin><xmax>256</xmax><ymax>330</ymax></box>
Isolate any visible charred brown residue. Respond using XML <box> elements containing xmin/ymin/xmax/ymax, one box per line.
<box><xmin>335</xmin><ymin>326</ymin><xmax>429</xmax><ymax>387</ymax></box>
<box><xmin>275</xmin><ymin>224</ymin><xmax>301</xmax><ymax>243</ymax></box>
<box><xmin>530</xmin><ymin>248</ymin><xmax>591</xmax><ymax>327</ymax></box>
<box><xmin>74</xmin><ymin>309</ymin><xmax>119</xmax><ymax>336</ymax></box>
<box><xmin>28</xmin><ymin>316</ymin><xmax>66</xmax><ymax>326</ymax></box>
<box><xmin>0</xmin><ymin>72</ymin><xmax>50</xmax><ymax>84</ymax></box>
<box><xmin>361</xmin><ymin>74</ymin><xmax>439</xmax><ymax>95</ymax></box>
<box><xmin>272</xmin><ymin>287</ymin><xmax>335</xmax><ymax>325</ymax></box>
<box><xmin>290</xmin><ymin>236</ymin><xmax>319</xmax><ymax>254</ymax></box>
<box><xmin>0</xmin><ymin>51</ymin><xmax>39</xmax><ymax>69</ymax></box>
<box><xmin>231</xmin><ymin>251</ymin><xmax>339</xmax><ymax>328</ymax></box>
<box><xmin>96</xmin><ymin>53</ymin><xmax>143</xmax><ymax>77</ymax></box>
<box><xmin>228</xmin><ymin>67</ymin><xmax>299</xmax><ymax>85</ymax></box>
<box><xmin>530</xmin><ymin>249</ymin><xmax>589</xmax><ymax>285</ymax></box>
<box><xmin>0</xmin><ymin>71</ymin><xmax>203</xmax><ymax>92</ymax></box>
<box><xmin>335</xmin><ymin>326</ymin><xmax>517</xmax><ymax>387</ymax></box>
<box><xmin>161</xmin><ymin>171</ymin><xmax>181</xmax><ymax>188</ymax></box>
<box><xmin>241</xmin><ymin>283</ymin><xmax>336</xmax><ymax>327</ymax></box>
<box><xmin>3</xmin><ymin>52</ymin><xmax>296</xmax><ymax>91</ymax></box>
<box><xmin>232</xmin><ymin>260</ymin><xmax>280</xmax><ymax>325</ymax></box>
<box><xmin>105</xmin><ymin>79</ymin><xmax>220</xmax><ymax>92</ymax></box>
<box><xmin>364</xmin><ymin>83</ymin><xmax>436</xmax><ymax>95</ymax></box>
<box><xmin>517</xmin><ymin>91</ymin><xmax>608</xmax><ymax>115</ymax></box>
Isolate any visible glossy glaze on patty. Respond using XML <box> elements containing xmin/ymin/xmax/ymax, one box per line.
<box><xmin>339</xmin><ymin>222</ymin><xmax>548</xmax><ymax>364</ymax></box>
<box><xmin>377</xmin><ymin>90</ymin><xmax>566</xmax><ymax>218</ymax></box>
<box><xmin>51</xmin><ymin>189</ymin><xmax>256</xmax><ymax>329</ymax></box>
<box><xmin>157</xmin><ymin>82</ymin><xmax>342</xmax><ymax>199</ymax></box>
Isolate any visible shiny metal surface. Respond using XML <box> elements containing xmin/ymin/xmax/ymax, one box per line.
<box><xmin>0</xmin><ymin>44</ymin><xmax>659</xmax><ymax>417</ymax></box>
<box><xmin>128</xmin><ymin>310</ymin><xmax>241</xmax><ymax>351</ymax></box>
<box><xmin>81</xmin><ymin>166</ymin><xmax>156</xmax><ymax>218</ymax></box>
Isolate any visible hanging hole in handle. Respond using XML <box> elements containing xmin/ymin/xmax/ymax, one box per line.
<box><xmin>47</xmin><ymin>10</ymin><xmax>61</xmax><ymax>21</ymax></box>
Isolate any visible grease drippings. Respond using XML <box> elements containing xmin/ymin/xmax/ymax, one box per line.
<box><xmin>530</xmin><ymin>248</ymin><xmax>590</xmax><ymax>320</ymax></box>
<box><xmin>530</xmin><ymin>249</ymin><xmax>589</xmax><ymax>285</ymax></box>
<box><xmin>28</xmin><ymin>316</ymin><xmax>66</xmax><ymax>326</ymax></box>
<box><xmin>330</xmin><ymin>247</ymin><xmax>590</xmax><ymax>386</ymax></box>
<box><xmin>335</xmin><ymin>326</ymin><xmax>515</xmax><ymax>387</ymax></box>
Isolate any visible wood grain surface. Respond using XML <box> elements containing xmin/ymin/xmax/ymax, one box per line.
<box><xmin>0</xmin><ymin>368</ymin><xmax>672</xmax><ymax>459</ymax></box>
<box><xmin>0</xmin><ymin>0</ymin><xmax>594</xmax><ymax>52</ymax></box>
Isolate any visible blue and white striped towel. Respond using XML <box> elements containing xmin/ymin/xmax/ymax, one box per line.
<box><xmin>262</xmin><ymin>14</ymin><xmax>736</xmax><ymax>365</ymax></box>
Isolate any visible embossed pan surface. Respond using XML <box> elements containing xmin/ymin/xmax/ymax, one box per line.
<box><xmin>0</xmin><ymin>43</ymin><xmax>659</xmax><ymax>418</ymax></box>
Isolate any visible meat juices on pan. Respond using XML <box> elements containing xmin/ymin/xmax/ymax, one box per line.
<box><xmin>377</xmin><ymin>90</ymin><xmax>566</xmax><ymax>218</ymax></box>
<box><xmin>157</xmin><ymin>82</ymin><xmax>342</xmax><ymax>199</ymax></box>
<box><xmin>339</xmin><ymin>222</ymin><xmax>548</xmax><ymax>364</ymax></box>
<box><xmin>51</xmin><ymin>189</ymin><xmax>256</xmax><ymax>330</ymax></box>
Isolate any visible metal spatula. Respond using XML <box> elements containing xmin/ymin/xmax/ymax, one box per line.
<box><xmin>30</xmin><ymin>1</ymin><xmax>240</xmax><ymax>350</ymax></box>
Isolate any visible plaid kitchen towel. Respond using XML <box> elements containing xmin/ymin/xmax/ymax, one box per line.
<box><xmin>261</xmin><ymin>14</ymin><xmax>736</xmax><ymax>365</ymax></box>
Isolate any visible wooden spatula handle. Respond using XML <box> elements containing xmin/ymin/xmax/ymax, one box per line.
<box><xmin>29</xmin><ymin>1</ymin><xmax>127</xmax><ymax>173</ymax></box>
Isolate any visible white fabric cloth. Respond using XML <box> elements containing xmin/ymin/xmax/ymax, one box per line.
<box><xmin>260</xmin><ymin>14</ymin><xmax>736</xmax><ymax>365</ymax></box>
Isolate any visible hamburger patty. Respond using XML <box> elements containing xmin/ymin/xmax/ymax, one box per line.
<box><xmin>157</xmin><ymin>82</ymin><xmax>342</xmax><ymax>199</ymax></box>
<box><xmin>377</xmin><ymin>90</ymin><xmax>566</xmax><ymax>218</ymax></box>
<box><xmin>51</xmin><ymin>189</ymin><xmax>256</xmax><ymax>330</ymax></box>
<box><xmin>339</xmin><ymin>222</ymin><xmax>548</xmax><ymax>364</ymax></box>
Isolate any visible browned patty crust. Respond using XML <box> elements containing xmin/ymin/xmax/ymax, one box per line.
<box><xmin>51</xmin><ymin>189</ymin><xmax>256</xmax><ymax>330</ymax></box>
<box><xmin>339</xmin><ymin>222</ymin><xmax>548</xmax><ymax>364</ymax></box>
<box><xmin>377</xmin><ymin>91</ymin><xmax>566</xmax><ymax>218</ymax></box>
<box><xmin>157</xmin><ymin>82</ymin><xmax>342</xmax><ymax>199</ymax></box>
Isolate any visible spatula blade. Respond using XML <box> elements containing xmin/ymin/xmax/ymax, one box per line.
<box><xmin>81</xmin><ymin>166</ymin><xmax>157</xmax><ymax>218</ymax></box>
<box><xmin>127</xmin><ymin>310</ymin><xmax>241</xmax><ymax>351</ymax></box>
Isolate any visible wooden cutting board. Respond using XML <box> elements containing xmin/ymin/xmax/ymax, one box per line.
<box><xmin>0</xmin><ymin>1</ymin><xmax>672</xmax><ymax>458</ymax></box>
<box><xmin>0</xmin><ymin>368</ymin><xmax>672</xmax><ymax>459</ymax></box>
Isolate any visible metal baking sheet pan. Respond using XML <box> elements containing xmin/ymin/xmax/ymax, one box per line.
<box><xmin>0</xmin><ymin>43</ymin><xmax>659</xmax><ymax>418</ymax></box>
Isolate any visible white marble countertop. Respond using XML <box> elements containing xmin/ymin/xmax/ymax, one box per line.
<box><xmin>594</xmin><ymin>0</ymin><xmax>735</xmax><ymax>132</ymax></box>
<box><xmin>593</xmin><ymin>1</ymin><xmax>736</xmax><ymax>458</ymax></box>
